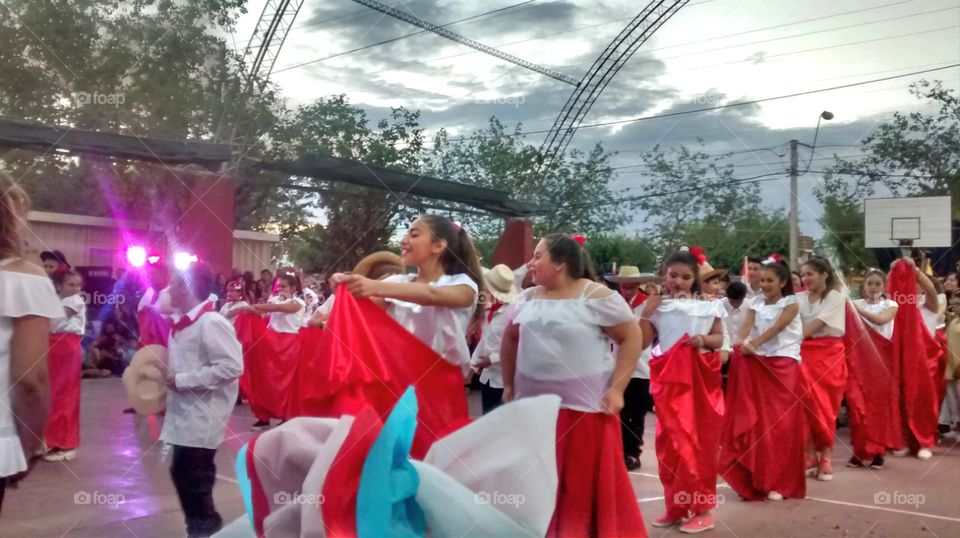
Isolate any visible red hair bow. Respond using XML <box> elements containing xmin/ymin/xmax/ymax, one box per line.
<box><xmin>570</xmin><ymin>234</ymin><xmax>587</xmax><ymax>246</ymax></box>
<box><xmin>766</xmin><ymin>253</ymin><xmax>783</xmax><ymax>263</ymax></box>
<box><xmin>689</xmin><ymin>246</ymin><xmax>707</xmax><ymax>265</ymax></box>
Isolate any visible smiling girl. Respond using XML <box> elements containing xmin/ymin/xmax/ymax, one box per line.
<box><xmin>721</xmin><ymin>260</ymin><xmax>805</xmax><ymax>502</ymax></box>
<box><xmin>339</xmin><ymin>215</ymin><xmax>482</xmax><ymax>375</ymax></box>
<box><xmin>42</xmin><ymin>269</ymin><xmax>86</xmax><ymax>462</ymax></box>
<box><xmin>639</xmin><ymin>250</ymin><xmax>726</xmax><ymax>534</ymax></box>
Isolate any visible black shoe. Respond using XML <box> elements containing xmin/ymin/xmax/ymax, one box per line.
<box><xmin>252</xmin><ymin>420</ymin><xmax>270</xmax><ymax>428</ymax></box>
<box><xmin>122</xmin><ymin>407</ymin><xmax>136</xmax><ymax>414</ymax></box>
<box><xmin>869</xmin><ymin>455</ymin><xmax>885</xmax><ymax>469</ymax></box>
<box><xmin>625</xmin><ymin>455</ymin><xmax>641</xmax><ymax>471</ymax></box>
<box><xmin>845</xmin><ymin>456</ymin><xmax>864</xmax><ymax>468</ymax></box>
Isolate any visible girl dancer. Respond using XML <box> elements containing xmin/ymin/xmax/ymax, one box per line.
<box><xmin>340</xmin><ymin>215</ymin><xmax>482</xmax><ymax>375</ymax></box>
<box><xmin>43</xmin><ymin>269</ymin><xmax>86</xmax><ymax>461</ymax></box>
<box><xmin>721</xmin><ymin>260</ymin><xmax>805</xmax><ymax>501</ymax></box>
<box><xmin>218</xmin><ymin>279</ymin><xmax>249</xmax><ymax>322</ymax></box>
<box><xmin>0</xmin><ymin>174</ymin><xmax>62</xmax><ymax>513</ymax></box>
<box><xmin>244</xmin><ymin>273</ymin><xmax>305</xmax><ymax>427</ymax></box>
<box><xmin>639</xmin><ymin>250</ymin><xmax>725</xmax><ymax>533</ymax></box>
<box><xmin>500</xmin><ymin>234</ymin><xmax>646</xmax><ymax>537</ymax></box>
<box><xmin>798</xmin><ymin>257</ymin><xmax>847</xmax><ymax>481</ymax></box>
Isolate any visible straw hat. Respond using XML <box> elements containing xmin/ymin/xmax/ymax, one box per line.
<box><xmin>605</xmin><ymin>265</ymin><xmax>660</xmax><ymax>284</ymax></box>
<box><xmin>352</xmin><ymin>251</ymin><xmax>404</xmax><ymax>279</ymax></box>
<box><xmin>483</xmin><ymin>264</ymin><xmax>519</xmax><ymax>303</ymax></box>
<box><xmin>686</xmin><ymin>247</ymin><xmax>727</xmax><ymax>282</ymax></box>
<box><xmin>122</xmin><ymin>345</ymin><xmax>168</xmax><ymax>415</ymax></box>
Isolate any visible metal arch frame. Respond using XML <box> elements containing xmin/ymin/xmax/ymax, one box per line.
<box><xmin>537</xmin><ymin>0</ymin><xmax>689</xmax><ymax>173</ymax></box>
<box><xmin>243</xmin><ymin>0</ymin><xmax>306</xmax><ymax>81</ymax></box>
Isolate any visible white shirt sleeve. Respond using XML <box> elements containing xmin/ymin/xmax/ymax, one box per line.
<box><xmin>174</xmin><ymin>317</ymin><xmax>243</xmax><ymax>391</ymax></box>
<box><xmin>818</xmin><ymin>290</ymin><xmax>846</xmax><ymax>333</ymax></box>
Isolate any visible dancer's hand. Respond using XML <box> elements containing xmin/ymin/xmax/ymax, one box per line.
<box><xmin>474</xmin><ymin>356</ymin><xmax>492</xmax><ymax>369</ymax></box>
<box><xmin>501</xmin><ymin>386</ymin><xmax>514</xmax><ymax>404</ymax></box>
<box><xmin>601</xmin><ymin>389</ymin><xmax>625</xmax><ymax>415</ymax></box>
<box><xmin>741</xmin><ymin>340</ymin><xmax>756</xmax><ymax>356</ymax></box>
<box><xmin>343</xmin><ymin>274</ymin><xmax>380</xmax><ymax>298</ymax></box>
<box><xmin>331</xmin><ymin>272</ymin><xmax>349</xmax><ymax>285</ymax></box>
<box><xmin>683</xmin><ymin>334</ymin><xmax>704</xmax><ymax>348</ymax></box>
<box><xmin>639</xmin><ymin>294</ymin><xmax>662</xmax><ymax>318</ymax></box>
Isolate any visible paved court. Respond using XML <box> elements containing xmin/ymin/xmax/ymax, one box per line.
<box><xmin>4</xmin><ymin>378</ymin><xmax>959</xmax><ymax>537</ymax></box>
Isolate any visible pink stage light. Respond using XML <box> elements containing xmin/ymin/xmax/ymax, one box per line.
<box><xmin>126</xmin><ymin>246</ymin><xmax>147</xmax><ymax>268</ymax></box>
<box><xmin>147</xmin><ymin>255</ymin><xmax>161</xmax><ymax>265</ymax></box>
<box><xmin>173</xmin><ymin>251</ymin><xmax>198</xmax><ymax>271</ymax></box>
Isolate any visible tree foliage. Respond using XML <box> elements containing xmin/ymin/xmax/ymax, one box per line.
<box><xmin>582</xmin><ymin>234</ymin><xmax>658</xmax><ymax>275</ymax></box>
<box><xmin>675</xmin><ymin>210</ymin><xmax>789</xmax><ymax>271</ymax></box>
<box><xmin>823</xmin><ymin>80</ymin><xmax>959</xmax><ymax>217</ymax></box>
<box><xmin>817</xmin><ymin>188</ymin><xmax>877</xmax><ymax>276</ymax></box>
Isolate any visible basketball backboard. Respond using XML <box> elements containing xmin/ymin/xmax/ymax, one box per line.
<box><xmin>864</xmin><ymin>196</ymin><xmax>952</xmax><ymax>248</ymax></box>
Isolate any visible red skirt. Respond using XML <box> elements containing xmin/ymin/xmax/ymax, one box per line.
<box><xmin>720</xmin><ymin>353</ymin><xmax>805</xmax><ymax>500</ymax></box>
<box><xmin>45</xmin><ymin>333</ymin><xmax>82</xmax><ymax>450</ymax></box>
<box><xmin>136</xmin><ymin>308</ymin><xmax>169</xmax><ymax>348</ymax></box>
<box><xmin>649</xmin><ymin>339</ymin><xmax>724</xmax><ymax>519</ymax></box>
<box><xmin>933</xmin><ymin>328</ymin><xmax>948</xmax><ymax>417</ymax></box>
<box><xmin>547</xmin><ymin>409</ymin><xmax>647</xmax><ymax>538</ymax></box>
<box><xmin>799</xmin><ymin>337</ymin><xmax>846</xmax><ymax>451</ymax></box>
<box><xmin>846</xmin><ymin>314</ymin><xmax>901</xmax><ymax>458</ymax></box>
<box><xmin>236</xmin><ymin>313</ymin><xmax>300</xmax><ymax>422</ymax></box>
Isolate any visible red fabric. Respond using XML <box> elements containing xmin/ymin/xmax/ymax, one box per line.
<box><xmin>487</xmin><ymin>301</ymin><xmax>505</xmax><ymax>323</ymax></box>
<box><xmin>720</xmin><ymin>351</ymin><xmax>805</xmax><ymax>500</ymax></box>
<box><xmin>888</xmin><ymin>261</ymin><xmax>939</xmax><ymax>449</ymax></box>
<box><xmin>45</xmin><ymin>333</ymin><xmax>82</xmax><ymax>450</ymax></box>
<box><xmin>844</xmin><ymin>304</ymin><xmax>900</xmax><ymax>459</ymax></box>
<box><xmin>235</xmin><ymin>313</ymin><xmax>301</xmax><ymax>422</ymax></box>
<box><xmin>799</xmin><ymin>337</ymin><xmax>846</xmax><ymax>451</ymax></box>
<box><xmin>294</xmin><ymin>286</ymin><xmax>469</xmax><ymax>459</ymax></box>
<box><xmin>245</xmin><ymin>434</ymin><xmax>270</xmax><ymax>537</ymax></box>
<box><xmin>137</xmin><ymin>308</ymin><xmax>169</xmax><ymax>348</ymax></box>
<box><xmin>321</xmin><ymin>407</ymin><xmax>383</xmax><ymax>538</ymax></box>
<box><xmin>629</xmin><ymin>291</ymin><xmax>648</xmax><ymax>310</ymax></box>
<box><xmin>649</xmin><ymin>338</ymin><xmax>724</xmax><ymax>519</ymax></box>
<box><xmin>546</xmin><ymin>409</ymin><xmax>647</xmax><ymax>538</ymax></box>
<box><xmin>934</xmin><ymin>328</ymin><xmax>948</xmax><ymax>416</ymax></box>
<box><xmin>170</xmin><ymin>302</ymin><xmax>215</xmax><ymax>335</ymax></box>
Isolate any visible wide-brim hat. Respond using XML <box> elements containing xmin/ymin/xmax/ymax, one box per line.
<box><xmin>483</xmin><ymin>264</ymin><xmax>519</xmax><ymax>303</ymax></box>
<box><xmin>700</xmin><ymin>262</ymin><xmax>728</xmax><ymax>282</ymax></box>
<box><xmin>353</xmin><ymin>251</ymin><xmax>404</xmax><ymax>279</ymax></box>
<box><xmin>605</xmin><ymin>265</ymin><xmax>660</xmax><ymax>284</ymax></box>
<box><xmin>122</xmin><ymin>345</ymin><xmax>168</xmax><ymax>415</ymax></box>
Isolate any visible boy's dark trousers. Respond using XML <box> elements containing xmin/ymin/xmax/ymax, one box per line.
<box><xmin>480</xmin><ymin>382</ymin><xmax>504</xmax><ymax>414</ymax></box>
<box><xmin>621</xmin><ymin>378</ymin><xmax>653</xmax><ymax>458</ymax></box>
<box><xmin>170</xmin><ymin>445</ymin><xmax>223</xmax><ymax>537</ymax></box>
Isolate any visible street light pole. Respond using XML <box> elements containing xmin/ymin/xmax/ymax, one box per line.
<box><xmin>787</xmin><ymin>110</ymin><xmax>834</xmax><ymax>271</ymax></box>
<box><xmin>789</xmin><ymin>139</ymin><xmax>800</xmax><ymax>271</ymax></box>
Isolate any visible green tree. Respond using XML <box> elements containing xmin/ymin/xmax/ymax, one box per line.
<box><xmin>583</xmin><ymin>234</ymin><xmax>658</xmax><ymax>275</ymax></box>
<box><xmin>824</xmin><ymin>80</ymin><xmax>959</xmax><ymax>218</ymax></box>
<box><xmin>676</xmin><ymin>210</ymin><xmax>789</xmax><ymax>271</ymax></box>
<box><xmin>632</xmin><ymin>142</ymin><xmax>764</xmax><ymax>249</ymax></box>
<box><xmin>817</xmin><ymin>190</ymin><xmax>877</xmax><ymax>276</ymax></box>
<box><xmin>423</xmin><ymin>118</ymin><xmax>629</xmax><ymax>241</ymax></box>
<box><xmin>268</xmin><ymin>95</ymin><xmax>426</xmax><ymax>272</ymax></box>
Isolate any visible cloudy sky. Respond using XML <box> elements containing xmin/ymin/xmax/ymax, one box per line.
<box><xmin>231</xmin><ymin>0</ymin><xmax>960</xmax><ymax>238</ymax></box>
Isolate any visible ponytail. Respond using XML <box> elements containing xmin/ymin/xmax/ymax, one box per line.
<box><xmin>419</xmin><ymin>214</ymin><xmax>484</xmax><ymax>291</ymax></box>
<box><xmin>0</xmin><ymin>171</ymin><xmax>30</xmax><ymax>260</ymax></box>
<box><xmin>542</xmin><ymin>234</ymin><xmax>597</xmax><ymax>281</ymax></box>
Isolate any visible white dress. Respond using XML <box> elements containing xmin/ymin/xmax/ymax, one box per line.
<box><xmin>853</xmin><ymin>298</ymin><xmax>897</xmax><ymax>340</ymax></box>
<box><xmin>51</xmin><ymin>293</ymin><xmax>86</xmax><ymax>336</ymax></box>
<box><xmin>383</xmin><ymin>273</ymin><xmax>479</xmax><ymax>374</ymax></box>
<box><xmin>0</xmin><ymin>259</ymin><xmax>63</xmax><ymax>477</ymax></box>
<box><xmin>920</xmin><ymin>293</ymin><xmax>946</xmax><ymax>337</ymax></box>
<box><xmin>797</xmin><ymin>290</ymin><xmax>846</xmax><ymax>338</ymax></box>
<box><xmin>648</xmin><ymin>299</ymin><xmax>726</xmax><ymax>356</ymax></box>
<box><xmin>470</xmin><ymin>306</ymin><xmax>508</xmax><ymax>389</ymax></box>
<box><xmin>508</xmin><ymin>283</ymin><xmax>635</xmax><ymax>412</ymax></box>
<box><xmin>630</xmin><ymin>304</ymin><xmax>651</xmax><ymax>380</ymax></box>
<box><xmin>748</xmin><ymin>295</ymin><xmax>803</xmax><ymax>361</ymax></box>
<box><xmin>267</xmin><ymin>296</ymin><xmax>305</xmax><ymax>334</ymax></box>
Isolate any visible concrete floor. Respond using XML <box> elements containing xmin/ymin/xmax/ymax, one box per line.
<box><xmin>3</xmin><ymin>378</ymin><xmax>959</xmax><ymax>537</ymax></box>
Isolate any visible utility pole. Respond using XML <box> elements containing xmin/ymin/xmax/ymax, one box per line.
<box><xmin>789</xmin><ymin>139</ymin><xmax>799</xmax><ymax>271</ymax></box>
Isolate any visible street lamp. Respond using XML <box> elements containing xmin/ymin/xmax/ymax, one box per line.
<box><xmin>788</xmin><ymin>110</ymin><xmax>834</xmax><ymax>270</ymax></box>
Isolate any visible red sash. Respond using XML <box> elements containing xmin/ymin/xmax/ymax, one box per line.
<box><xmin>649</xmin><ymin>336</ymin><xmax>724</xmax><ymax>519</ymax></box>
<box><xmin>170</xmin><ymin>302</ymin><xmax>216</xmax><ymax>335</ymax></box>
<box><xmin>799</xmin><ymin>337</ymin><xmax>846</xmax><ymax>451</ymax></box>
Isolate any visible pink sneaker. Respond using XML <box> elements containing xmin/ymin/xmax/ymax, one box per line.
<box><xmin>652</xmin><ymin>514</ymin><xmax>682</xmax><ymax>528</ymax></box>
<box><xmin>679</xmin><ymin>513</ymin><xmax>715</xmax><ymax>534</ymax></box>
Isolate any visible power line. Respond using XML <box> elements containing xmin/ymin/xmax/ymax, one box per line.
<box><xmin>274</xmin><ymin>0</ymin><xmax>537</xmax><ymax>74</ymax></box>
<box><xmin>444</xmin><ymin>64</ymin><xmax>960</xmax><ymax>142</ymax></box>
